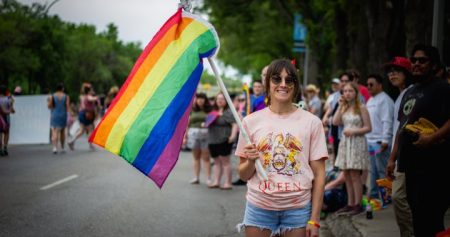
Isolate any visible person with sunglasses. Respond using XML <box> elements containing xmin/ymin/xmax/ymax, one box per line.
<box><xmin>390</xmin><ymin>44</ymin><xmax>450</xmax><ymax>237</ymax></box>
<box><xmin>235</xmin><ymin>59</ymin><xmax>327</xmax><ymax>237</ymax></box>
<box><xmin>383</xmin><ymin>56</ymin><xmax>415</xmax><ymax>237</ymax></box>
<box><xmin>365</xmin><ymin>74</ymin><xmax>394</xmax><ymax>202</ymax></box>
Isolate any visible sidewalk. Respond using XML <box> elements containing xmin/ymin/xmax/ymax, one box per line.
<box><xmin>324</xmin><ymin>204</ymin><xmax>450</xmax><ymax>237</ymax></box>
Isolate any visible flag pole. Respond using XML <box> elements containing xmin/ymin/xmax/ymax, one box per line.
<box><xmin>207</xmin><ymin>58</ymin><xmax>268</xmax><ymax>181</ymax></box>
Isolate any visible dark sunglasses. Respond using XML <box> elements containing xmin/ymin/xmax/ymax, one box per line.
<box><xmin>270</xmin><ymin>75</ymin><xmax>296</xmax><ymax>86</ymax></box>
<box><xmin>387</xmin><ymin>67</ymin><xmax>402</xmax><ymax>74</ymax></box>
<box><xmin>410</xmin><ymin>57</ymin><xmax>429</xmax><ymax>64</ymax></box>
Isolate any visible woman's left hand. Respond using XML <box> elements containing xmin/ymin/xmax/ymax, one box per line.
<box><xmin>306</xmin><ymin>224</ymin><xmax>319</xmax><ymax>237</ymax></box>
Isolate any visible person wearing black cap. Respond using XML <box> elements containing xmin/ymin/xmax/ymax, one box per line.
<box><xmin>388</xmin><ymin>45</ymin><xmax>450</xmax><ymax>237</ymax></box>
<box><xmin>384</xmin><ymin>56</ymin><xmax>414</xmax><ymax>237</ymax></box>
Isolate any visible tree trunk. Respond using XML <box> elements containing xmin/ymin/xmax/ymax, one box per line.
<box><xmin>404</xmin><ymin>0</ymin><xmax>433</xmax><ymax>56</ymax></box>
<box><xmin>334</xmin><ymin>6</ymin><xmax>349</xmax><ymax>72</ymax></box>
<box><xmin>365</xmin><ymin>0</ymin><xmax>393</xmax><ymax>74</ymax></box>
<box><xmin>346</xmin><ymin>0</ymin><xmax>370</xmax><ymax>80</ymax></box>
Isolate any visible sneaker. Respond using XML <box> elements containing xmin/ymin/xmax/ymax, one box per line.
<box><xmin>52</xmin><ymin>147</ymin><xmax>58</xmax><ymax>154</ymax></box>
<box><xmin>347</xmin><ymin>205</ymin><xmax>364</xmax><ymax>216</ymax></box>
<box><xmin>335</xmin><ymin>205</ymin><xmax>353</xmax><ymax>215</ymax></box>
<box><xmin>68</xmin><ymin>141</ymin><xmax>74</xmax><ymax>151</ymax></box>
<box><xmin>232</xmin><ymin>179</ymin><xmax>247</xmax><ymax>186</ymax></box>
<box><xmin>189</xmin><ymin>178</ymin><xmax>200</xmax><ymax>184</ymax></box>
<box><xmin>89</xmin><ymin>143</ymin><xmax>96</xmax><ymax>151</ymax></box>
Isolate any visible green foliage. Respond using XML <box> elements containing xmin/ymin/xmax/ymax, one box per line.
<box><xmin>198</xmin><ymin>0</ymin><xmax>341</xmax><ymax>88</ymax></box>
<box><xmin>198</xmin><ymin>0</ymin><xmax>294</xmax><ymax>79</ymax></box>
<box><xmin>0</xmin><ymin>0</ymin><xmax>141</xmax><ymax>101</ymax></box>
<box><xmin>199</xmin><ymin>71</ymin><xmax>243</xmax><ymax>96</ymax></box>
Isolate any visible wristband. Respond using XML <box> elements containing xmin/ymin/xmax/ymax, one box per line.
<box><xmin>307</xmin><ymin>220</ymin><xmax>320</xmax><ymax>228</ymax></box>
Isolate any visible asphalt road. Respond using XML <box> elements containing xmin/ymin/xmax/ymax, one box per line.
<box><xmin>0</xmin><ymin>137</ymin><xmax>333</xmax><ymax>237</ymax></box>
<box><xmin>0</xmin><ymin>137</ymin><xmax>247</xmax><ymax>237</ymax></box>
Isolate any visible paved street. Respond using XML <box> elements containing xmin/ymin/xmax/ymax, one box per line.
<box><xmin>8</xmin><ymin>136</ymin><xmax>435</xmax><ymax>237</ymax></box>
<box><xmin>0</xmin><ymin>138</ymin><xmax>248</xmax><ymax>237</ymax></box>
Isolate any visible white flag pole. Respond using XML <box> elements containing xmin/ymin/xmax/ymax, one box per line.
<box><xmin>207</xmin><ymin>57</ymin><xmax>268</xmax><ymax>181</ymax></box>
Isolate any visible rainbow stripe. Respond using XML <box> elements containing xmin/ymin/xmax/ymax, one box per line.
<box><xmin>89</xmin><ymin>9</ymin><xmax>219</xmax><ymax>188</ymax></box>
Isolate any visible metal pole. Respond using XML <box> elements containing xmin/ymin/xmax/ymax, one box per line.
<box><xmin>303</xmin><ymin>46</ymin><xmax>309</xmax><ymax>88</ymax></box>
<box><xmin>432</xmin><ymin>0</ymin><xmax>444</xmax><ymax>53</ymax></box>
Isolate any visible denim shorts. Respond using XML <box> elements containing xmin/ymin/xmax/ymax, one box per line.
<box><xmin>237</xmin><ymin>201</ymin><xmax>311</xmax><ymax>236</ymax></box>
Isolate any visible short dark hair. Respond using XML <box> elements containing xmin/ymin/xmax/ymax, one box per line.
<box><xmin>339</xmin><ymin>72</ymin><xmax>354</xmax><ymax>82</ymax></box>
<box><xmin>367</xmin><ymin>73</ymin><xmax>383</xmax><ymax>84</ymax></box>
<box><xmin>346</xmin><ymin>69</ymin><xmax>360</xmax><ymax>81</ymax></box>
<box><xmin>56</xmin><ymin>83</ymin><xmax>64</xmax><ymax>91</ymax></box>
<box><xmin>412</xmin><ymin>44</ymin><xmax>441</xmax><ymax>66</ymax></box>
<box><xmin>252</xmin><ymin>80</ymin><xmax>263</xmax><ymax>86</ymax></box>
<box><xmin>83</xmin><ymin>85</ymin><xmax>92</xmax><ymax>95</ymax></box>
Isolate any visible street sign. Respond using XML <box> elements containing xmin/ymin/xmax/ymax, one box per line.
<box><xmin>293</xmin><ymin>13</ymin><xmax>307</xmax><ymax>53</ymax></box>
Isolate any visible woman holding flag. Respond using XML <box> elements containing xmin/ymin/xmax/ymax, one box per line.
<box><xmin>235</xmin><ymin>59</ymin><xmax>327</xmax><ymax>237</ymax></box>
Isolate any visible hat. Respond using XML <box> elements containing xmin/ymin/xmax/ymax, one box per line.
<box><xmin>331</xmin><ymin>78</ymin><xmax>340</xmax><ymax>84</ymax></box>
<box><xmin>305</xmin><ymin>84</ymin><xmax>319</xmax><ymax>93</ymax></box>
<box><xmin>384</xmin><ymin>57</ymin><xmax>412</xmax><ymax>73</ymax></box>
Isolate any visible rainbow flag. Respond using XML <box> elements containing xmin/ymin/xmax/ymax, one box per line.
<box><xmin>89</xmin><ymin>8</ymin><xmax>219</xmax><ymax>188</ymax></box>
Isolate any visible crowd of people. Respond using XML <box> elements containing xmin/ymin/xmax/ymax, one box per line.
<box><xmin>183</xmin><ymin>44</ymin><xmax>449</xmax><ymax>237</ymax></box>
<box><xmin>2</xmin><ymin>43</ymin><xmax>449</xmax><ymax>237</ymax></box>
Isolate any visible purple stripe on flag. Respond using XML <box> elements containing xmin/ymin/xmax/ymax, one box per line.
<box><xmin>148</xmin><ymin>97</ymin><xmax>193</xmax><ymax>188</ymax></box>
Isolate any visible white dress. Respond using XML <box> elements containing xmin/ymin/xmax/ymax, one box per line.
<box><xmin>335</xmin><ymin>112</ymin><xmax>369</xmax><ymax>170</ymax></box>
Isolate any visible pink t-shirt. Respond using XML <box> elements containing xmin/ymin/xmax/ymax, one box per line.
<box><xmin>235</xmin><ymin>107</ymin><xmax>328</xmax><ymax>210</ymax></box>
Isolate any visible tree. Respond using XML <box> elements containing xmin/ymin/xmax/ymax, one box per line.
<box><xmin>200</xmin><ymin>0</ymin><xmax>436</xmax><ymax>91</ymax></box>
<box><xmin>0</xmin><ymin>0</ymin><xmax>142</xmax><ymax>101</ymax></box>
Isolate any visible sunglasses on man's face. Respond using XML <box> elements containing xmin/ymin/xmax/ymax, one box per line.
<box><xmin>270</xmin><ymin>75</ymin><xmax>296</xmax><ymax>86</ymax></box>
<box><xmin>410</xmin><ymin>57</ymin><xmax>429</xmax><ymax>64</ymax></box>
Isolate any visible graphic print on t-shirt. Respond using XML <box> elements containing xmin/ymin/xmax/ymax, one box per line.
<box><xmin>257</xmin><ymin>132</ymin><xmax>303</xmax><ymax>176</ymax></box>
<box><xmin>402</xmin><ymin>98</ymin><xmax>415</xmax><ymax>116</ymax></box>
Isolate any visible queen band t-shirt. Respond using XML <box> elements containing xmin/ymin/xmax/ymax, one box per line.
<box><xmin>235</xmin><ymin>107</ymin><xmax>328</xmax><ymax>210</ymax></box>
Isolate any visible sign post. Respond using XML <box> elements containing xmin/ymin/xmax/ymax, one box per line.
<box><xmin>293</xmin><ymin>13</ymin><xmax>308</xmax><ymax>88</ymax></box>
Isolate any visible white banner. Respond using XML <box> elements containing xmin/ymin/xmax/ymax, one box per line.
<box><xmin>9</xmin><ymin>95</ymin><xmax>51</xmax><ymax>145</ymax></box>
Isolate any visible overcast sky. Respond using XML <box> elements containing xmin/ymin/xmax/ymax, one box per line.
<box><xmin>17</xmin><ymin>0</ymin><xmax>250</xmax><ymax>82</ymax></box>
<box><xmin>18</xmin><ymin>0</ymin><xmax>182</xmax><ymax>44</ymax></box>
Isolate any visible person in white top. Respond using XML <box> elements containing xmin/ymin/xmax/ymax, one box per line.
<box><xmin>384</xmin><ymin>56</ymin><xmax>414</xmax><ymax>237</ymax></box>
<box><xmin>365</xmin><ymin>74</ymin><xmax>394</xmax><ymax>200</ymax></box>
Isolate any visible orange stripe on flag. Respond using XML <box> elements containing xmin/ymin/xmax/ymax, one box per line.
<box><xmin>92</xmin><ymin>18</ymin><xmax>194</xmax><ymax>147</ymax></box>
